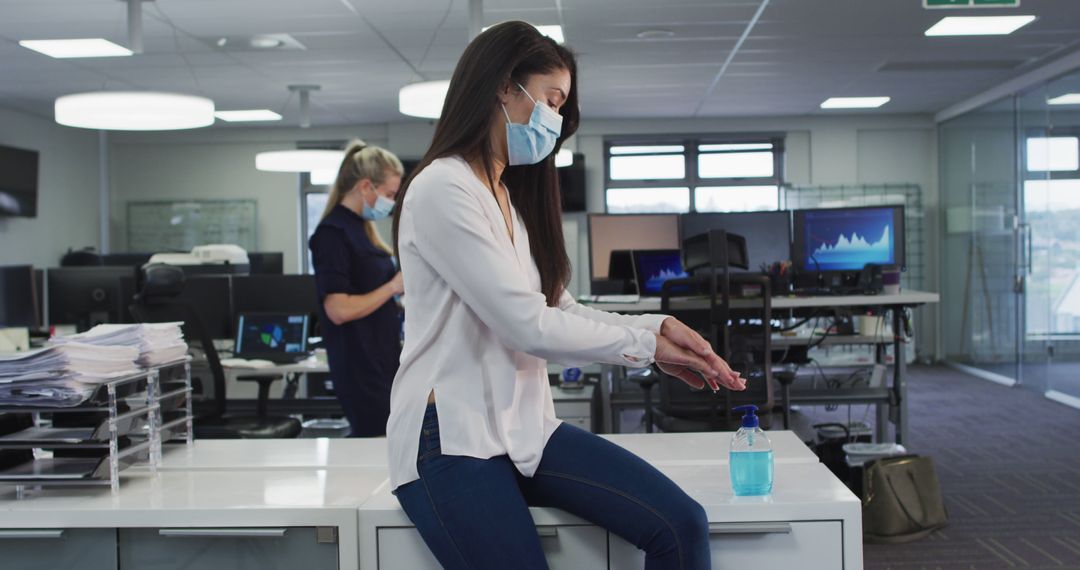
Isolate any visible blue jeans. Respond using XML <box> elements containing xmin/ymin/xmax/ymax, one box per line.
<box><xmin>394</xmin><ymin>403</ymin><xmax>711</xmax><ymax>569</ymax></box>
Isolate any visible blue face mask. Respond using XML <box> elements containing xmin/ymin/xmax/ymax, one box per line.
<box><xmin>503</xmin><ymin>83</ymin><xmax>563</xmax><ymax>166</ymax></box>
<box><xmin>362</xmin><ymin>192</ymin><xmax>395</xmax><ymax>221</ymax></box>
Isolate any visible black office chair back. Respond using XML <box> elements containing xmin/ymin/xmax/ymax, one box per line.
<box><xmin>653</xmin><ymin>259</ymin><xmax>775</xmax><ymax>431</ymax></box>
<box><xmin>129</xmin><ymin>264</ymin><xmax>227</xmax><ymax>419</ymax></box>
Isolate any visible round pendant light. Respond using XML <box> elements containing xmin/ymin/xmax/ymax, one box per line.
<box><xmin>399</xmin><ymin>80</ymin><xmax>450</xmax><ymax>119</ymax></box>
<box><xmin>255</xmin><ymin>150</ymin><xmax>343</xmax><ymax>173</ymax></box>
<box><xmin>55</xmin><ymin>91</ymin><xmax>215</xmax><ymax>131</ymax></box>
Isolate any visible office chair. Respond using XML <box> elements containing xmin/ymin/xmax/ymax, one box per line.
<box><xmin>129</xmin><ymin>264</ymin><xmax>302</xmax><ymax>439</ymax></box>
<box><xmin>647</xmin><ymin>230</ymin><xmax>775</xmax><ymax>432</ymax></box>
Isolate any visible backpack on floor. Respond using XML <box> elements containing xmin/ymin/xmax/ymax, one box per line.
<box><xmin>862</xmin><ymin>455</ymin><xmax>948</xmax><ymax>543</ymax></box>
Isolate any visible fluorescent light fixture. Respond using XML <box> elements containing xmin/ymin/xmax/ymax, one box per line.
<box><xmin>310</xmin><ymin>169</ymin><xmax>337</xmax><ymax>185</ymax></box>
<box><xmin>820</xmin><ymin>96</ymin><xmax>891</xmax><ymax>109</ymax></box>
<box><xmin>1048</xmin><ymin>93</ymin><xmax>1080</xmax><ymax>106</ymax></box>
<box><xmin>555</xmin><ymin>149</ymin><xmax>573</xmax><ymax>168</ymax></box>
<box><xmin>399</xmin><ymin>80</ymin><xmax>451</xmax><ymax>119</ymax></box>
<box><xmin>255</xmin><ymin>150</ymin><xmax>343</xmax><ymax>173</ymax></box>
<box><xmin>925</xmin><ymin>16</ymin><xmax>1036</xmax><ymax>36</ymax></box>
<box><xmin>55</xmin><ymin>92</ymin><xmax>215</xmax><ymax>130</ymax></box>
<box><xmin>19</xmin><ymin>38</ymin><xmax>132</xmax><ymax>58</ymax></box>
<box><xmin>214</xmin><ymin>109</ymin><xmax>282</xmax><ymax>122</ymax></box>
<box><xmin>482</xmin><ymin>24</ymin><xmax>564</xmax><ymax>43</ymax></box>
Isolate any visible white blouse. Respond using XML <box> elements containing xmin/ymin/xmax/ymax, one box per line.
<box><xmin>387</xmin><ymin>155</ymin><xmax>668</xmax><ymax>491</ymax></box>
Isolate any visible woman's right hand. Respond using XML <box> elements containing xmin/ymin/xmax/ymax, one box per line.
<box><xmin>654</xmin><ymin>334</ymin><xmax>745</xmax><ymax>393</ymax></box>
<box><xmin>387</xmin><ymin>271</ymin><xmax>404</xmax><ymax>295</ymax></box>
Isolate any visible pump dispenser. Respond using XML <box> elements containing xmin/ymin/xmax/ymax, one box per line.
<box><xmin>729</xmin><ymin>405</ymin><xmax>774</xmax><ymax>496</ymax></box>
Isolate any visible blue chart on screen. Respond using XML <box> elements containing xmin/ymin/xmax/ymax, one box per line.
<box><xmin>259</xmin><ymin>324</ymin><xmax>284</xmax><ymax>349</ymax></box>
<box><xmin>637</xmin><ymin>252</ymin><xmax>689</xmax><ymax>294</ymax></box>
<box><xmin>804</xmin><ymin>208</ymin><xmax>895</xmax><ymax>271</ymax></box>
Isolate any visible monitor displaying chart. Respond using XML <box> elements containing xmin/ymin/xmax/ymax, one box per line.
<box><xmin>632</xmin><ymin>249</ymin><xmax>690</xmax><ymax>296</ymax></box>
<box><xmin>235</xmin><ymin>313</ymin><xmax>309</xmax><ymax>357</ymax></box>
<box><xmin>793</xmin><ymin>206</ymin><xmax>904</xmax><ymax>272</ymax></box>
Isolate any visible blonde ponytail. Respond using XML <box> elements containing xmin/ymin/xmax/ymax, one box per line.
<box><xmin>321</xmin><ymin>139</ymin><xmax>404</xmax><ymax>255</ymax></box>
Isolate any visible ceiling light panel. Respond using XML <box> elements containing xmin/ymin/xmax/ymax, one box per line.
<box><xmin>1048</xmin><ymin>93</ymin><xmax>1080</xmax><ymax>106</ymax></box>
<box><xmin>820</xmin><ymin>97</ymin><xmax>891</xmax><ymax>109</ymax></box>
<box><xmin>482</xmin><ymin>24</ymin><xmax>563</xmax><ymax>44</ymax></box>
<box><xmin>19</xmin><ymin>38</ymin><xmax>132</xmax><ymax>58</ymax></box>
<box><xmin>924</xmin><ymin>16</ymin><xmax>1036</xmax><ymax>36</ymax></box>
<box><xmin>214</xmin><ymin>109</ymin><xmax>282</xmax><ymax>122</ymax></box>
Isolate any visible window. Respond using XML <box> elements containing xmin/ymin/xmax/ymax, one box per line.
<box><xmin>1023</xmin><ymin>129</ymin><xmax>1080</xmax><ymax>336</ymax></box>
<box><xmin>301</xmin><ymin>178</ymin><xmax>330</xmax><ymax>274</ymax></box>
<box><xmin>604</xmin><ymin>136</ymin><xmax>784</xmax><ymax>214</ymax></box>
<box><xmin>1026</xmin><ymin>136</ymin><xmax>1079</xmax><ymax>172</ymax></box>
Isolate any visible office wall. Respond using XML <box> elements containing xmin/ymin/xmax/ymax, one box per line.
<box><xmin>0</xmin><ymin>106</ymin><xmax>101</xmax><ymax>268</ymax></box>
<box><xmin>108</xmin><ymin>125</ymin><xmax>391</xmax><ymax>274</ymax></box>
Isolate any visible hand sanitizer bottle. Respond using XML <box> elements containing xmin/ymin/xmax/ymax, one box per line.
<box><xmin>730</xmin><ymin>405</ymin><xmax>774</xmax><ymax>496</ymax></box>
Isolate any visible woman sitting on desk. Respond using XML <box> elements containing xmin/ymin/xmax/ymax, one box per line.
<box><xmin>309</xmin><ymin>140</ymin><xmax>404</xmax><ymax>438</ymax></box>
<box><xmin>387</xmin><ymin>22</ymin><xmax>746</xmax><ymax>569</ymax></box>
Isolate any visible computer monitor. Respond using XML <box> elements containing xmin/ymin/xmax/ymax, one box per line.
<box><xmin>791</xmin><ymin>206</ymin><xmax>905</xmax><ymax>272</ymax></box>
<box><xmin>588</xmin><ymin>214</ymin><xmax>680</xmax><ymax>282</ymax></box>
<box><xmin>558</xmin><ymin>153</ymin><xmax>586</xmax><ymax>212</ymax></box>
<box><xmin>607</xmin><ymin>250</ymin><xmax>635</xmax><ymax>281</ymax></box>
<box><xmin>47</xmin><ymin>266</ymin><xmax>138</xmax><ymax>331</ymax></box>
<box><xmin>682</xmin><ymin>230</ymin><xmax>750</xmax><ymax>273</ymax></box>
<box><xmin>177</xmin><ymin>275</ymin><xmax>234</xmax><ymax>339</ymax></box>
<box><xmin>247</xmin><ymin>252</ymin><xmax>284</xmax><ymax>275</ymax></box>
<box><xmin>680</xmin><ymin>211</ymin><xmax>791</xmax><ymax>272</ymax></box>
<box><xmin>632</xmin><ymin>249</ymin><xmax>690</xmax><ymax>297</ymax></box>
<box><xmin>0</xmin><ymin>265</ymin><xmax>38</xmax><ymax>328</ymax></box>
<box><xmin>234</xmin><ymin>312</ymin><xmax>311</xmax><ymax>363</ymax></box>
<box><xmin>231</xmin><ymin>275</ymin><xmax>320</xmax><ymax>329</ymax></box>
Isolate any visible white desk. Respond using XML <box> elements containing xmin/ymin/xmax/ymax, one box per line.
<box><xmin>0</xmin><ymin>467</ymin><xmax>386</xmax><ymax>570</ymax></box>
<box><xmin>359</xmin><ymin>461</ymin><xmax>860</xmax><ymax>570</ymax></box>
<box><xmin>585</xmin><ymin>290</ymin><xmax>939</xmax><ymax>313</ymax></box>
<box><xmin>140</xmin><ymin>430</ymin><xmax>816</xmax><ymax>472</ymax></box>
<box><xmin>2</xmin><ymin>434</ymin><xmax>858</xmax><ymax>569</ymax></box>
<box><xmin>222</xmin><ymin>357</ymin><xmax>329</xmax><ymax>400</ymax></box>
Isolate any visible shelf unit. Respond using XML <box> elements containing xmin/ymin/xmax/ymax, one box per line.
<box><xmin>0</xmin><ymin>358</ymin><xmax>193</xmax><ymax>497</ymax></box>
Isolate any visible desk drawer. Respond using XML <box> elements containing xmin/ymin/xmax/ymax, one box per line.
<box><xmin>553</xmin><ymin>401</ymin><xmax>590</xmax><ymax>419</ymax></box>
<box><xmin>609</xmin><ymin>520</ymin><xmax>845</xmax><ymax>570</ymax></box>
<box><xmin>377</xmin><ymin>524</ymin><xmax>607</xmax><ymax>569</ymax></box>
<box><xmin>118</xmin><ymin>527</ymin><xmax>339</xmax><ymax>570</ymax></box>
<box><xmin>0</xmin><ymin>528</ymin><xmax>117</xmax><ymax>570</ymax></box>
<box><xmin>561</xmin><ymin>416</ymin><xmax>591</xmax><ymax>433</ymax></box>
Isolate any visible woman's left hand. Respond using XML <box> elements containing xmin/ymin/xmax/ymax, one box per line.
<box><xmin>659</xmin><ymin>317</ymin><xmax>745</xmax><ymax>392</ymax></box>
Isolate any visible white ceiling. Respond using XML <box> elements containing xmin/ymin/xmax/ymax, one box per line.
<box><xmin>1</xmin><ymin>0</ymin><xmax>1079</xmax><ymax>127</ymax></box>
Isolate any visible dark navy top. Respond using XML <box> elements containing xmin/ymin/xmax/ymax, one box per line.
<box><xmin>308</xmin><ymin>205</ymin><xmax>401</xmax><ymax>435</ymax></box>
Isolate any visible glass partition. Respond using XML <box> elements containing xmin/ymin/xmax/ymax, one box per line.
<box><xmin>941</xmin><ymin>64</ymin><xmax>1080</xmax><ymax>406</ymax></box>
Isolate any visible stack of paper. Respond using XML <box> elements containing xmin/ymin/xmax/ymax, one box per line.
<box><xmin>50</xmin><ymin>323</ymin><xmax>189</xmax><ymax>367</ymax></box>
<box><xmin>0</xmin><ymin>343</ymin><xmax>141</xmax><ymax>407</ymax></box>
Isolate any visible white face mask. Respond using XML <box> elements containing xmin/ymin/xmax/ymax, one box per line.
<box><xmin>502</xmin><ymin>82</ymin><xmax>563</xmax><ymax>166</ymax></box>
<box><xmin>362</xmin><ymin>191</ymin><xmax>395</xmax><ymax>220</ymax></box>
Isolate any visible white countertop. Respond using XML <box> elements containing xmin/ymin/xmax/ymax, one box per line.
<box><xmin>603</xmin><ymin>431</ymin><xmax>817</xmax><ymax>465</ymax></box>
<box><xmin>0</xmin><ymin>467</ymin><xmax>388</xmax><ymax>527</ymax></box>
<box><xmin>142</xmin><ymin>430</ymin><xmax>817</xmax><ymax>472</ymax></box>
<box><xmin>357</xmin><ymin>461</ymin><xmax>858</xmax><ymax>526</ymax></box>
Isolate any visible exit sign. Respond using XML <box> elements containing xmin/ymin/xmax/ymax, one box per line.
<box><xmin>924</xmin><ymin>0</ymin><xmax>1019</xmax><ymax>7</ymax></box>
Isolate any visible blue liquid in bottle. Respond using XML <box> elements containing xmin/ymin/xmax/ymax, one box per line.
<box><xmin>729</xmin><ymin>405</ymin><xmax>774</xmax><ymax>496</ymax></box>
<box><xmin>730</xmin><ymin>450</ymin><xmax>774</xmax><ymax>496</ymax></box>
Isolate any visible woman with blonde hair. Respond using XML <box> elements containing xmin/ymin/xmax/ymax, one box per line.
<box><xmin>309</xmin><ymin>140</ymin><xmax>404</xmax><ymax>437</ymax></box>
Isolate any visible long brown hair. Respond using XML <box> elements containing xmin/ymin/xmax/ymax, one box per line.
<box><xmin>325</xmin><ymin>139</ymin><xmax>404</xmax><ymax>255</ymax></box>
<box><xmin>392</xmin><ymin>21</ymin><xmax>579</xmax><ymax>306</ymax></box>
